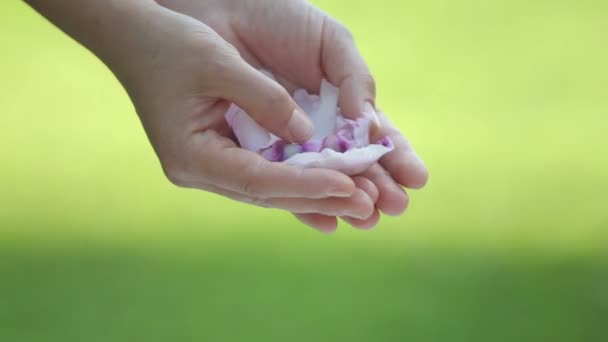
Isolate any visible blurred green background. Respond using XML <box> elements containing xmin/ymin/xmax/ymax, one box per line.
<box><xmin>1</xmin><ymin>0</ymin><xmax>607</xmax><ymax>341</ymax></box>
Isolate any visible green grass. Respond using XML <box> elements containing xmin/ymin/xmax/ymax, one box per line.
<box><xmin>1</xmin><ymin>237</ymin><xmax>607</xmax><ymax>341</ymax></box>
<box><xmin>1</xmin><ymin>0</ymin><xmax>607</xmax><ymax>341</ymax></box>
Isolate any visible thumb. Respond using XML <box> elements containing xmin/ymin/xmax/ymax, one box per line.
<box><xmin>220</xmin><ymin>60</ymin><xmax>314</xmax><ymax>143</ymax></box>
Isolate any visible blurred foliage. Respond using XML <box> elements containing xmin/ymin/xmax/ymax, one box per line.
<box><xmin>0</xmin><ymin>0</ymin><xmax>607</xmax><ymax>341</ymax></box>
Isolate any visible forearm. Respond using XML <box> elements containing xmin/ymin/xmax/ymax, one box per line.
<box><xmin>24</xmin><ymin>0</ymin><xmax>159</xmax><ymax>69</ymax></box>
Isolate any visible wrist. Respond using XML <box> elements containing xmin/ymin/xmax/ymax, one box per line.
<box><xmin>78</xmin><ymin>1</ymin><xmax>163</xmax><ymax>69</ymax></box>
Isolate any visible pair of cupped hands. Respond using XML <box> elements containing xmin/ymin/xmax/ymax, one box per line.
<box><xmin>106</xmin><ymin>0</ymin><xmax>428</xmax><ymax>233</ymax></box>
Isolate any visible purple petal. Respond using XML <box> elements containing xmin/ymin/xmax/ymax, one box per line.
<box><xmin>301</xmin><ymin>140</ymin><xmax>324</xmax><ymax>153</ymax></box>
<box><xmin>376</xmin><ymin>137</ymin><xmax>394</xmax><ymax>149</ymax></box>
<box><xmin>260</xmin><ymin>141</ymin><xmax>285</xmax><ymax>162</ymax></box>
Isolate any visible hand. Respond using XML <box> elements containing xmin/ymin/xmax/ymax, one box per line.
<box><xmin>27</xmin><ymin>0</ymin><xmax>378</xmax><ymax>220</ymax></box>
<box><xmin>158</xmin><ymin>0</ymin><xmax>429</xmax><ymax>233</ymax></box>
<box><xmin>114</xmin><ymin>5</ymin><xmax>384</xmax><ymax>220</ymax></box>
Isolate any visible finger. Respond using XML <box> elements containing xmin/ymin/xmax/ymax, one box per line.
<box><xmin>193</xmin><ymin>131</ymin><xmax>356</xmax><ymax>199</ymax></box>
<box><xmin>351</xmin><ymin>176</ymin><xmax>379</xmax><ymax>203</ymax></box>
<box><xmin>268</xmin><ymin>189</ymin><xmax>374</xmax><ymax>219</ymax></box>
<box><xmin>361</xmin><ymin>163</ymin><xmax>409</xmax><ymax>216</ymax></box>
<box><xmin>295</xmin><ymin>175</ymin><xmax>380</xmax><ymax>233</ymax></box>
<box><xmin>294</xmin><ymin>213</ymin><xmax>338</xmax><ymax>235</ymax></box>
<box><xmin>375</xmin><ymin>111</ymin><xmax>429</xmax><ymax>189</ymax></box>
<box><xmin>342</xmin><ymin>209</ymin><xmax>381</xmax><ymax>230</ymax></box>
<box><xmin>219</xmin><ymin>58</ymin><xmax>313</xmax><ymax>143</ymax></box>
<box><xmin>321</xmin><ymin>17</ymin><xmax>379</xmax><ymax>126</ymax></box>
<box><xmin>204</xmin><ymin>181</ymin><xmax>373</xmax><ymax>220</ymax></box>
<box><xmin>340</xmin><ymin>175</ymin><xmax>382</xmax><ymax>228</ymax></box>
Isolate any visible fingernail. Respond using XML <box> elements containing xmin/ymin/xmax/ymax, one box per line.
<box><xmin>364</xmin><ymin>102</ymin><xmax>381</xmax><ymax>128</ymax></box>
<box><xmin>288</xmin><ymin>109</ymin><xmax>314</xmax><ymax>142</ymax></box>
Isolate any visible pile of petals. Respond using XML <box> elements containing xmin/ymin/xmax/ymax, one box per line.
<box><xmin>225</xmin><ymin>74</ymin><xmax>394</xmax><ymax>175</ymax></box>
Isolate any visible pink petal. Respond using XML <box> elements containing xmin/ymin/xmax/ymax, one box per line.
<box><xmin>225</xmin><ymin>103</ymin><xmax>280</xmax><ymax>152</ymax></box>
<box><xmin>283</xmin><ymin>143</ymin><xmax>394</xmax><ymax>175</ymax></box>
<box><xmin>335</xmin><ymin>117</ymin><xmax>371</xmax><ymax>148</ymax></box>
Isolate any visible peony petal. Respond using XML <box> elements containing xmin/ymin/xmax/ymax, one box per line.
<box><xmin>260</xmin><ymin>141</ymin><xmax>285</xmax><ymax>162</ymax></box>
<box><xmin>283</xmin><ymin>143</ymin><xmax>394</xmax><ymax>176</ymax></box>
<box><xmin>293</xmin><ymin>89</ymin><xmax>320</xmax><ymax>116</ymax></box>
<box><xmin>225</xmin><ymin>103</ymin><xmax>280</xmax><ymax>152</ymax></box>
<box><xmin>335</xmin><ymin>118</ymin><xmax>371</xmax><ymax>148</ymax></box>
<box><xmin>301</xmin><ymin>140</ymin><xmax>324</xmax><ymax>153</ymax></box>
<box><xmin>305</xmin><ymin>80</ymin><xmax>338</xmax><ymax>140</ymax></box>
<box><xmin>376</xmin><ymin>136</ymin><xmax>395</xmax><ymax>149</ymax></box>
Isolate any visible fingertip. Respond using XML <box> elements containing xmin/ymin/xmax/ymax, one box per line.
<box><xmin>294</xmin><ymin>214</ymin><xmax>338</xmax><ymax>234</ymax></box>
<box><xmin>342</xmin><ymin>209</ymin><xmax>381</xmax><ymax>230</ymax></box>
<box><xmin>409</xmin><ymin>169</ymin><xmax>429</xmax><ymax>189</ymax></box>
<box><xmin>287</xmin><ymin>108</ymin><xmax>314</xmax><ymax>143</ymax></box>
<box><xmin>364</xmin><ymin>102</ymin><xmax>381</xmax><ymax>129</ymax></box>
<box><xmin>361</xmin><ymin>164</ymin><xmax>409</xmax><ymax>216</ymax></box>
<box><xmin>352</xmin><ymin>176</ymin><xmax>380</xmax><ymax>203</ymax></box>
<box><xmin>337</xmin><ymin>77</ymin><xmax>374</xmax><ymax>120</ymax></box>
<box><xmin>377</xmin><ymin>186</ymin><xmax>409</xmax><ymax>216</ymax></box>
<box><xmin>394</xmin><ymin>154</ymin><xmax>429</xmax><ymax>189</ymax></box>
<box><xmin>319</xmin><ymin>226</ymin><xmax>338</xmax><ymax>235</ymax></box>
<box><xmin>344</xmin><ymin>189</ymin><xmax>375</xmax><ymax>220</ymax></box>
<box><xmin>375</xmin><ymin>117</ymin><xmax>429</xmax><ymax>189</ymax></box>
<box><xmin>227</xmin><ymin>66</ymin><xmax>310</xmax><ymax>144</ymax></box>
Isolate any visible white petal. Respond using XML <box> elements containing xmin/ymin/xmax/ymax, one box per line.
<box><xmin>306</xmin><ymin>80</ymin><xmax>339</xmax><ymax>140</ymax></box>
<box><xmin>283</xmin><ymin>144</ymin><xmax>394</xmax><ymax>175</ymax></box>
<box><xmin>225</xmin><ymin>104</ymin><xmax>279</xmax><ymax>152</ymax></box>
<box><xmin>293</xmin><ymin>89</ymin><xmax>320</xmax><ymax>117</ymax></box>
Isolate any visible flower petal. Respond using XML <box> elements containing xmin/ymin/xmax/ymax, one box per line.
<box><xmin>335</xmin><ymin>117</ymin><xmax>371</xmax><ymax>148</ymax></box>
<box><xmin>302</xmin><ymin>80</ymin><xmax>338</xmax><ymax>140</ymax></box>
<box><xmin>225</xmin><ymin>103</ymin><xmax>280</xmax><ymax>152</ymax></box>
<box><xmin>225</xmin><ymin>73</ymin><xmax>395</xmax><ymax>175</ymax></box>
<box><xmin>283</xmin><ymin>143</ymin><xmax>394</xmax><ymax>175</ymax></box>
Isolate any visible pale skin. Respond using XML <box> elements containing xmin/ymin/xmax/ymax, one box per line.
<box><xmin>25</xmin><ymin>0</ymin><xmax>428</xmax><ymax>233</ymax></box>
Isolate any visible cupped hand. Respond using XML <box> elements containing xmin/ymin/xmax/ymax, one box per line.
<box><xmin>157</xmin><ymin>0</ymin><xmax>429</xmax><ymax>233</ymax></box>
<box><xmin>107</xmin><ymin>4</ymin><xmax>377</xmax><ymax>220</ymax></box>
